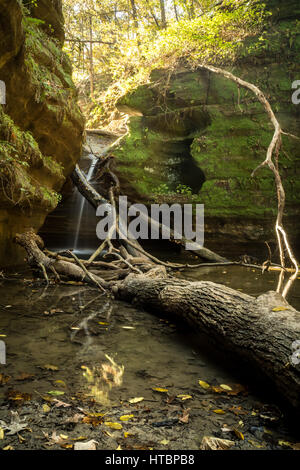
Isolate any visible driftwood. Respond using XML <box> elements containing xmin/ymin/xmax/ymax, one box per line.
<box><xmin>15</xmin><ymin>229</ymin><xmax>300</xmax><ymax>409</ymax></box>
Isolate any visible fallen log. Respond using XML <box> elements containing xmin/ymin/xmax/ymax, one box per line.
<box><xmin>15</xmin><ymin>231</ymin><xmax>109</xmax><ymax>291</ymax></box>
<box><xmin>114</xmin><ymin>274</ymin><xmax>300</xmax><ymax>409</ymax></box>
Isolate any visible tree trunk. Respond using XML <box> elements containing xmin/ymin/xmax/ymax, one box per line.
<box><xmin>159</xmin><ymin>0</ymin><xmax>167</xmax><ymax>28</ymax></box>
<box><xmin>129</xmin><ymin>0</ymin><xmax>139</xmax><ymax>29</ymax></box>
<box><xmin>115</xmin><ymin>274</ymin><xmax>300</xmax><ymax>409</ymax></box>
<box><xmin>89</xmin><ymin>15</ymin><xmax>94</xmax><ymax>97</ymax></box>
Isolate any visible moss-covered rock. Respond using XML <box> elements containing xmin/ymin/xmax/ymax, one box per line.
<box><xmin>114</xmin><ymin>0</ymin><xmax>300</xmax><ymax>243</ymax></box>
<box><xmin>0</xmin><ymin>0</ymin><xmax>84</xmax><ymax>266</ymax></box>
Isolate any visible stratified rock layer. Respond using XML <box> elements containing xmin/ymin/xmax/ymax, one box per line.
<box><xmin>0</xmin><ymin>0</ymin><xmax>84</xmax><ymax>266</ymax></box>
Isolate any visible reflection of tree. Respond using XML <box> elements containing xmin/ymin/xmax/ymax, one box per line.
<box><xmin>70</xmin><ymin>300</ymin><xmax>113</xmax><ymax>348</ymax></box>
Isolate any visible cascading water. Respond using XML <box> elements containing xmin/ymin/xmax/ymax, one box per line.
<box><xmin>40</xmin><ymin>133</ymin><xmax>120</xmax><ymax>257</ymax></box>
<box><xmin>73</xmin><ymin>153</ymin><xmax>97</xmax><ymax>252</ymax></box>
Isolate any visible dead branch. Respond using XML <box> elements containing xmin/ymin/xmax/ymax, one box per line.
<box><xmin>15</xmin><ymin>231</ymin><xmax>109</xmax><ymax>290</ymax></box>
<box><xmin>199</xmin><ymin>64</ymin><xmax>299</xmax><ymax>289</ymax></box>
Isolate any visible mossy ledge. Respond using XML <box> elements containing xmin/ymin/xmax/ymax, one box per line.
<box><xmin>0</xmin><ymin>0</ymin><xmax>84</xmax><ymax>266</ymax></box>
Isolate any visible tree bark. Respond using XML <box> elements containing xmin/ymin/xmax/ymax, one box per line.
<box><xmin>115</xmin><ymin>274</ymin><xmax>300</xmax><ymax>409</ymax></box>
<box><xmin>88</xmin><ymin>15</ymin><xmax>94</xmax><ymax>97</ymax></box>
<box><xmin>159</xmin><ymin>0</ymin><xmax>167</xmax><ymax>28</ymax></box>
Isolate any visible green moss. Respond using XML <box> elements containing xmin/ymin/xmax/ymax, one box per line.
<box><xmin>0</xmin><ymin>107</ymin><xmax>63</xmax><ymax>210</ymax></box>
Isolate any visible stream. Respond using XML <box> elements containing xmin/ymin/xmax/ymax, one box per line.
<box><xmin>0</xmin><ymin>134</ymin><xmax>299</xmax><ymax>451</ymax></box>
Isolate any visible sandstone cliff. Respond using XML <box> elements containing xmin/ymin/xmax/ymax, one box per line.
<box><xmin>0</xmin><ymin>0</ymin><xmax>84</xmax><ymax>266</ymax></box>
<box><xmin>114</xmin><ymin>0</ymin><xmax>300</xmax><ymax>245</ymax></box>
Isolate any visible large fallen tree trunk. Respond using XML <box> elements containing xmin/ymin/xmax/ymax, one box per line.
<box><xmin>114</xmin><ymin>274</ymin><xmax>300</xmax><ymax>409</ymax></box>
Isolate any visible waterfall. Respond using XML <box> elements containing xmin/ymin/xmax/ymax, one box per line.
<box><xmin>73</xmin><ymin>153</ymin><xmax>97</xmax><ymax>252</ymax></box>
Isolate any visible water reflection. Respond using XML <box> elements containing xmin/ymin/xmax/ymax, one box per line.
<box><xmin>81</xmin><ymin>355</ymin><xmax>124</xmax><ymax>406</ymax></box>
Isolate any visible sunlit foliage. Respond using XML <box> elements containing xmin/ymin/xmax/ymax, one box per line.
<box><xmin>62</xmin><ymin>0</ymin><xmax>270</xmax><ymax>127</ymax></box>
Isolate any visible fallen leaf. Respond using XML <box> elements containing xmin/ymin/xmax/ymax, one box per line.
<box><xmin>119</xmin><ymin>414</ymin><xmax>134</xmax><ymax>421</ymax></box>
<box><xmin>278</xmin><ymin>440</ymin><xmax>293</xmax><ymax>448</ymax></box>
<box><xmin>228</xmin><ymin>406</ymin><xmax>248</xmax><ymax>416</ymax></box>
<box><xmin>61</xmin><ymin>443</ymin><xmax>73</xmax><ymax>449</ymax></box>
<box><xmin>264</xmin><ymin>428</ymin><xmax>272</xmax><ymax>435</ymax></box>
<box><xmin>124</xmin><ymin>432</ymin><xmax>134</xmax><ymax>438</ymax></box>
<box><xmin>199</xmin><ymin>380</ymin><xmax>210</xmax><ymax>390</ymax></box>
<box><xmin>42</xmin><ymin>364</ymin><xmax>59</xmax><ymax>371</ymax></box>
<box><xmin>248</xmin><ymin>439</ymin><xmax>265</xmax><ymax>449</ymax></box>
<box><xmin>272</xmin><ymin>306</ymin><xmax>288</xmax><ymax>312</ymax></box>
<box><xmin>3</xmin><ymin>445</ymin><xmax>14</xmax><ymax>450</ymax></box>
<box><xmin>211</xmin><ymin>386</ymin><xmax>224</xmax><ymax>394</ymax></box>
<box><xmin>0</xmin><ymin>411</ymin><xmax>28</xmax><ymax>435</ymax></box>
<box><xmin>220</xmin><ymin>384</ymin><xmax>233</xmax><ymax>391</ymax></box>
<box><xmin>212</xmin><ymin>383</ymin><xmax>246</xmax><ymax>396</ymax></box>
<box><xmin>104</xmin><ymin>422</ymin><xmax>122</xmax><ymax>430</ymax></box>
<box><xmin>0</xmin><ymin>427</ymin><xmax>4</xmax><ymax>439</ymax></box>
<box><xmin>82</xmin><ymin>416</ymin><xmax>103</xmax><ymax>427</ymax></box>
<box><xmin>233</xmin><ymin>429</ymin><xmax>244</xmax><ymax>440</ymax></box>
<box><xmin>7</xmin><ymin>390</ymin><xmax>31</xmax><ymax>403</ymax></box>
<box><xmin>44</xmin><ymin>431</ymin><xmax>66</xmax><ymax>445</ymax></box>
<box><xmin>152</xmin><ymin>387</ymin><xmax>169</xmax><ymax>393</ymax></box>
<box><xmin>179</xmin><ymin>408</ymin><xmax>190</xmax><ymax>423</ymax></box>
<box><xmin>129</xmin><ymin>397</ymin><xmax>144</xmax><ymax>404</ymax></box>
<box><xmin>177</xmin><ymin>394</ymin><xmax>192</xmax><ymax>401</ymax></box>
<box><xmin>47</xmin><ymin>390</ymin><xmax>65</xmax><ymax>396</ymax></box>
<box><xmin>42</xmin><ymin>404</ymin><xmax>51</xmax><ymax>413</ymax></box>
<box><xmin>65</xmin><ymin>414</ymin><xmax>84</xmax><ymax>424</ymax></box>
<box><xmin>53</xmin><ymin>380</ymin><xmax>67</xmax><ymax>388</ymax></box>
<box><xmin>16</xmin><ymin>373</ymin><xmax>35</xmax><ymax>381</ymax></box>
<box><xmin>50</xmin><ymin>308</ymin><xmax>64</xmax><ymax>314</ymax></box>
<box><xmin>221</xmin><ymin>424</ymin><xmax>232</xmax><ymax>433</ymax></box>
<box><xmin>160</xmin><ymin>439</ymin><xmax>170</xmax><ymax>445</ymax></box>
<box><xmin>212</xmin><ymin>409</ymin><xmax>226</xmax><ymax>414</ymax></box>
<box><xmin>52</xmin><ymin>398</ymin><xmax>71</xmax><ymax>408</ymax></box>
<box><xmin>0</xmin><ymin>374</ymin><xmax>10</xmax><ymax>385</ymax></box>
<box><xmin>201</xmin><ymin>436</ymin><xmax>234</xmax><ymax>450</ymax></box>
